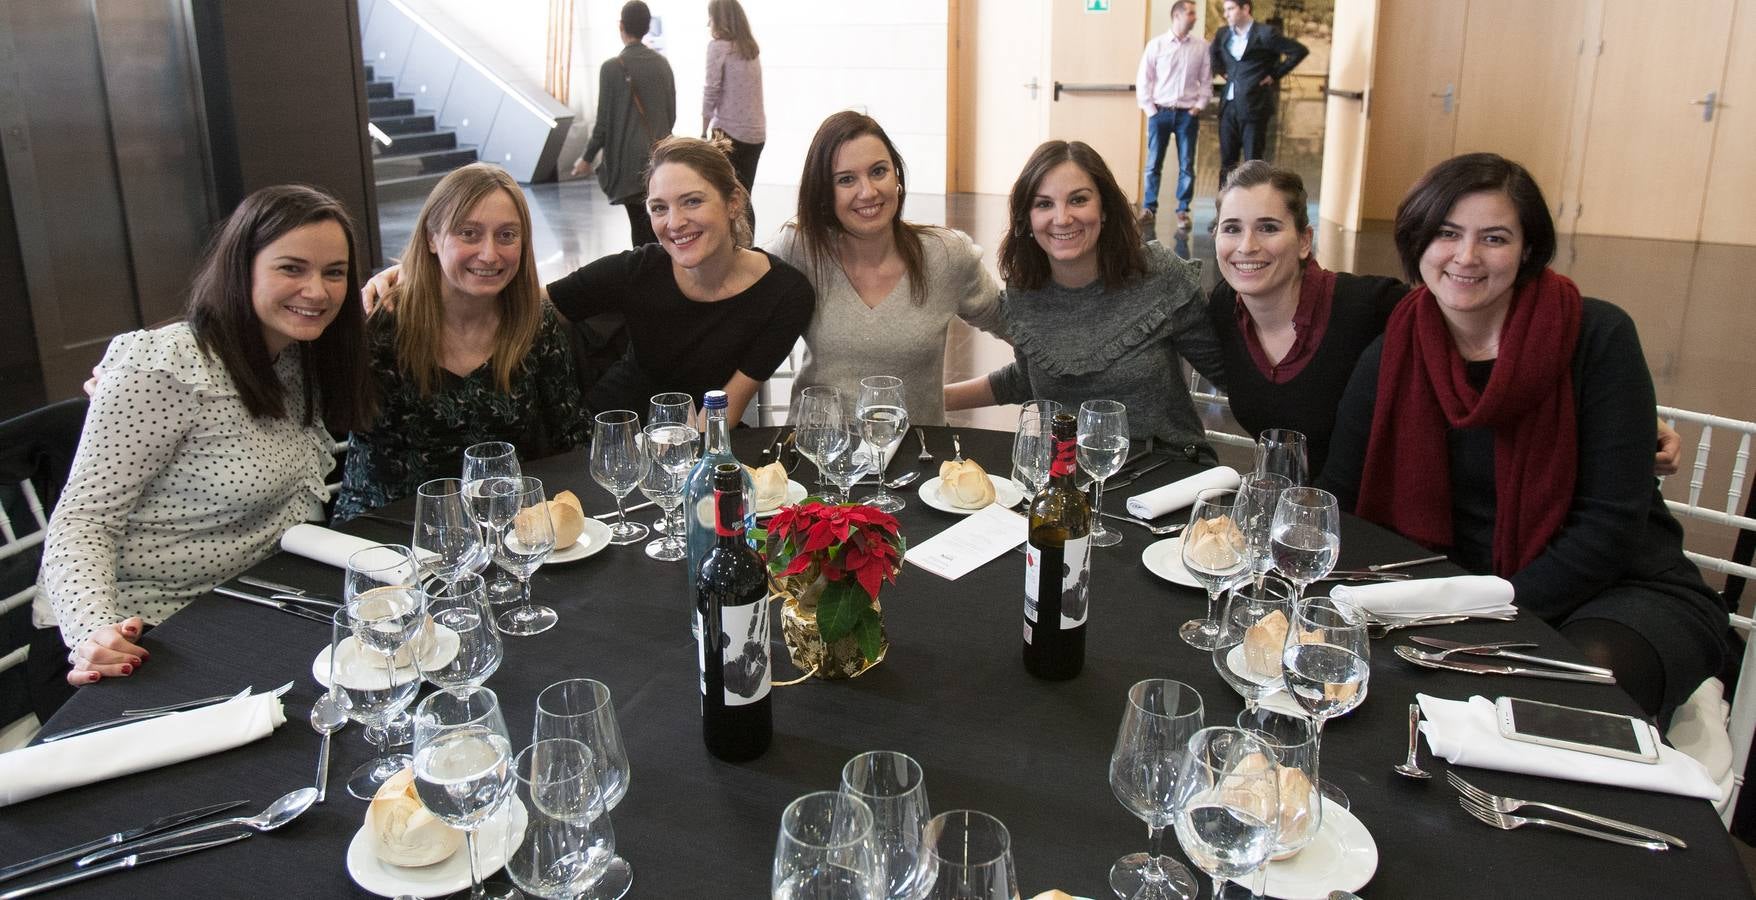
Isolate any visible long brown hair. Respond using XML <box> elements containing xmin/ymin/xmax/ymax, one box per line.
<box><xmin>708</xmin><ymin>0</ymin><xmax>759</xmax><ymax>60</ymax></box>
<box><xmin>186</xmin><ymin>184</ymin><xmax>373</xmax><ymax>433</ymax></box>
<box><xmin>999</xmin><ymin>140</ymin><xmax>1146</xmax><ymax>292</ymax></box>
<box><xmin>793</xmin><ymin>111</ymin><xmax>934</xmax><ymax>305</ymax></box>
<box><xmin>388</xmin><ymin>163</ymin><xmax>542</xmax><ymax>396</ymax></box>
<box><xmin>646</xmin><ymin>135</ymin><xmax>753</xmax><ymax>248</ymax></box>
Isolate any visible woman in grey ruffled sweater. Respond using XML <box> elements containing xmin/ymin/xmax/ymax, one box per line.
<box><xmin>945</xmin><ymin>140</ymin><xmax>1225</xmax><ymax>462</ymax></box>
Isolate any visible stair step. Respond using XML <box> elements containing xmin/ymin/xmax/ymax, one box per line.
<box><xmin>366</xmin><ymin>81</ymin><xmax>395</xmax><ymax>100</ymax></box>
<box><xmin>375</xmin><ymin>172</ymin><xmax>450</xmax><ymax>202</ymax></box>
<box><xmin>368</xmin><ymin>97</ymin><xmax>415</xmax><ymax>117</ymax></box>
<box><xmin>370</xmin><ymin>114</ymin><xmax>436</xmax><ymax>136</ymax></box>
<box><xmin>374</xmin><ymin>130</ymin><xmax>458</xmax><ymax>157</ymax></box>
<box><xmin>372</xmin><ymin>146</ymin><xmax>478</xmax><ymax>180</ymax></box>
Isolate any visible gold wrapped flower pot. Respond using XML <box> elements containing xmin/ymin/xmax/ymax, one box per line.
<box><xmin>777</xmin><ymin>575</ymin><xmax>888</xmax><ymax>681</ymax></box>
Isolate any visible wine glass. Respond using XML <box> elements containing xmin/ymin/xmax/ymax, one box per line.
<box><xmin>1210</xmin><ymin>575</ymin><xmax>1297</xmax><ymax>711</ymax></box>
<box><xmin>422</xmin><ymin>572</ymin><xmax>503</xmax><ymax>688</ymax></box>
<box><xmin>1235</xmin><ymin>707</ymin><xmax>1322</xmax><ymax>860</ymax></box>
<box><xmin>507</xmin><ymin>738</ymin><xmax>617</xmax><ymax>899</ymax></box>
<box><xmin>772</xmin><ymin>791</ymin><xmax>884</xmax><ymax>900</ymax></box>
<box><xmin>821</xmin><ymin>418</ymin><xmax>874</xmax><ymax>505</ymax></box>
<box><xmin>1281</xmin><ymin>596</ymin><xmax>1370</xmax><ymax>810</ymax></box>
<box><xmin>411</xmin><ymin>686</ymin><xmax>516</xmax><ymax>900</ymax></box>
<box><xmin>641</xmin><ymin>422</ymin><xmax>700</xmax><ymax>561</ymax></box>
<box><xmin>1077</xmin><ymin>399</ymin><xmax>1129</xmax><ymax>548</ymax></box>
<box><xmin>794</xmin><ymin>386</ymin><xmax>849</xmax><ymax>498</ymax></box>
<box><xmin>591</xmin><ymin>410</ymin><xmax>650</xmax><ymax>545</ymax></box>
<box><xmin>648</xmin><ymin>392</ymin><xmax>698</xmax><ymax>535</ymax></box>
<box><xmin>340</xmin><ymin>543</ymin><xmax>425</xmax><ymax>796</ymax></box>
<box><xmin>463</xmin><ymin>441</ymin><xmax>522</xmax><ymax>606</ymax></box>
<box><xmin>1170</xmin><ymin>727</ymin><xmax>1281</xmax><ymax>900</ymax></box>
<box><xmin>1269</xmin><ymin>487</ymin><xmax>1340</xmax><ymax>600</ymax></box>
<box><xmin>1180</xmin><ymin>488</ymin><xmax>1249</xmax><ymax>650</ymax></box>
<box><xmin>1010</xmin><ymin>414</ymin><xmax>1052</xmax><ymax>505</ymax></box>
<box><xmin>841</xmin><ymin>751</ymin><xmax>931</xmax><ymax>900</ymax></box>
<box><xmin>856</xmin><ymin>375</ymin><xmax>911</xmax><ymax>512</ymax></box>
<box><xmin>1254</xmin><ymin>429</ymin><xmax>1309</xmax><ymax>487</ymax></box>
<box><xmin>330</xmin><ymin>602</ymin><xmax>421</xmax><ymax>800</ymax></box>
<box><xmin>1236</xmin><ymin>473</ymin><xmax>1290</xmax><ymax>586</ymax></box>
<box><xmin>415</xmin><ymin>478</ymin><xmax>490</xmax><ymax>584</ymax></box>
<box><xmin>534</xmin><ymin>679</ymin><xmax>633</xmax><ymax>899</ymax></box>
<box><xmin>1108</xmin><ymin>678</ymin><xmax>1204</xmax><ymax>900</ymax></box>
<box><xmin>494</xmin><ymin>475</ymin><xmax>557</xmax><ymax>636</ymax></box>
<box><xmin>917</xmin><ymin>810</ymin><xmax>1019</xmax><ymax>900</ymax></box>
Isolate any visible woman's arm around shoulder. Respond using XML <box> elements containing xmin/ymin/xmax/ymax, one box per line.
<box><xmin>1150</xmin><ymin>244</ymin><xmax>1226</xmax><ymax>389</ymax></box>
<box><xmin>936</xmin><ymin>228</ymin><xmax>1007</xmax><ymax>340</ymax></box>
<box><xmin>544</xmin><ymin>247</ymin><xmax>648</xmax><ymax>323</ymax></box>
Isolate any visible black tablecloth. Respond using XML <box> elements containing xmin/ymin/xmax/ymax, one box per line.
<box><xmin>7</xmin><ymin>427</ymin><xmax>1749</xmax><ymax>898</ymax></box>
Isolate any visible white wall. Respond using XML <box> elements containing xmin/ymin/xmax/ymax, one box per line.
<box><xmin>398</xmin><ymin>0</ymin><xmax>556</xmax><ymax>103</ymax></box>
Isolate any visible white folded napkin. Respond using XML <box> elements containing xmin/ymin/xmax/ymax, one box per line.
<box><xmin>281</xmin><ymin>523</ymin><xmax>412</xmax><ymax>581</ymax></box>
<box><xmin>0</xmin><ymin>693</ymin><xmax>286</xmax><ymax>808</ymax></box>
<box><xmin>1125</xmin><ymin>466</ymin><xmax>1240</xmax><ymax>520</ymax></box>
<box><xmin>1331</xmin><ymin>575</ymin><xmax>1516</xmax><ymax>617</ymax></box>
<box><xmin>1415</xmin><ymin>694</ymin><xmax>1722</xmax><ymax>801</ymax></box>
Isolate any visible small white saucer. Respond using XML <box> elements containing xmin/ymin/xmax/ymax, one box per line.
<box><xmin>312</xmin><ymin>624</ymin><xmax>459</xmax><ymax>689</ymax></box>
<box><xmin>918</xmin><ymin>474</ymin><xmax>1022</xmax><ymax>514</ymax></box>
<box><xmin>347</xmin><ymin>797</ymin><xmax>527</xmax><ymax>898</ymax></box>
<box><xmin>547</xmin><ymin>517</ymin><xmax>613</xmax><ymax>564</ymax></box>
<box><xmin>755</xmin><ymin>480</ymin><xmax>808</xmax><ymax>519</ymax></box>
<box><xmin>1263</xmin><ymin>797</ymin><xmax>1377</xmax><ymax>900</ymax></box>
<box><xmin>1140</xmin><ymin>536</ymin><xmax>1202</xmax><ymax>589</ymax></box>
<box><xmin>1220</xmin><ymin>644</ymin><xmax>1306</xmax><ymax>718</ymax></box>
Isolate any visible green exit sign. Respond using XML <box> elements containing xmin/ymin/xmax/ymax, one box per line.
<box><xmin>1086</xmin><ymin>0</ymin><xmax>1109</xmax><ymax>11</ymax></box>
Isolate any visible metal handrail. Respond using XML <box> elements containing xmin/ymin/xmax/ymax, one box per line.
<box><xmin>1053</xmin><ymin>81</ymin><xmax>1133</xmax><ymax>101</ymax></box>
<box><xmin>380</xmin><ymin>0</ymin><xmax>559</xmax><ymax>128</ymax></box>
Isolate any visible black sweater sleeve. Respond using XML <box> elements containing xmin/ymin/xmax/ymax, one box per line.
<box><xmin>1316</xmin><ymin>334</ymin><xmax>1379</xmax><ymax>512</ymax></box>
<box><xmin>545</xmin><ymin>249</ymin><xmax>643</xmax><ymax>322</ymax></box>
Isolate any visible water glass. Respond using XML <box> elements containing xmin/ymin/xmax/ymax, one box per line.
<box><xmin>412</xmin><ymin>686</ymin><xmax>516</xmax><ymax>900</ymax></box>
<box><xmin>1281</xmin><ymin>596</ymin><xmax>1370</xmax><ymax>809</ymax></box>
<box><xmin>840</xmin><ymin>751</ymin><xmax>931</xmax><ymax>900</ymax></box>
<box><xmin>857</xmin><ymin>375</ymin><xmax>911</xmax><ymax>512</ymax></box>
<box><xmin>1269</xmin><ymin>487</ymin><xmax>1340</xmax><ymax>599</ymax></box>
<box><xmin>422</xmin><ymin>572</ymin><xmax>502</xmax><ymax>688</ymax></box>
<box><xmin>508</xmin><ymin>738</ymin><xmax>616</xmax><ymax>899</ymax></box>
<box><xmin>648</xmin><ymin>392</ymin><xmax>699</xmax><ymax>536</ymax></box>
<box><xmin>1180</xmin><ymin>488</ymin><xmax>1249</xmax><ymax>650</ymax></box>
<box><xmin>340</xmin><ymin>543</ymin><xmax>424</xmax><ymax>796</ymax></box>
<box><xmin>1171</xmin><ymin>728</ymin><xmax>1280</xmax><ymax>900</ymax></box>
<box><xmin>1235</xmin><ymin>473</ymin><xmax>1289</xmax><ymax>580</ymax></box>
<box><xmin>772</xmin><ymin>791</ymin><xmax>883</xmax><ymax>900</ymax></box>
<box><xmin>1235</xmin><ymin>708</ymin><xmax>1322</xmax><ymax>859</ymax></box>
<box><xmin>1010</xmin><ymin>414</ymin><xmax>1052</xmax><ymax>504</ymax></box>
<box><xmin>641</xmin><ymin>422</ymin><xmax>699</xmax><ymax>561</ymax></box>
<box><xmin>918</xmin><ymin>810</ymin><xmax>1019</xmax><ymax>900</ymax></box>
<box><xmin>795</xmin><ymin>386</ymin><xmax>849</xmax><ymax>498</ymax></box>
<box><xmin>1108</xmin><ymin>678</ymin><xmax>1204</xmax><ymax>900</ymax></box>
<box><xmin>331</xmin><ymin>603</ymin><xmax>421</xmax><ymax>800</ymax></box>
<box><xmin>534</xmin><ymin>678</ymin><xmax>633</xmax><ymax>898</ymax></box>
<box><xmin>592</xmin><ymin>410</ymin><xmax>650</xmax><ymax>545</ymax></box>
<box><xmin>1210</xmin><ymin>575</ymin><xmax>1297</xmax><ymax>710</ymax></box>
<box><xmin>822</xmin><ymin>419</ymin><xmax>875</xmax><ymax>504</ymax></box>
<box><xmin>462</xmin><ymin>441</ymin><xmax>522</xmax><ymax>605</ymax></box>
<box><xmin>493</xmin><ymin>475</ymin><xmax>557</xmax><ymax>636</ymax></box>
<box><xmin>1254</xmin><ymin>429</ymin><xmax>1309</xmax><ymax>487</ymax></box>
<box><xmin>1077</xmin><ymin>399</ymin><xmax>1129</xmax><ymax>548</ymax></box>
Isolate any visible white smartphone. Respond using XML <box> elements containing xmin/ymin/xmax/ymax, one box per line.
<box><xmin>1495</xmin><ymin>696</ymin><xmax>1660</xmax><ymax>764</ymax></box>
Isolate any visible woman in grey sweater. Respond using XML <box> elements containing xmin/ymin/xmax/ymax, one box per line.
<box><xmin>945</xmin><ymin>140</ymin><xmax>1224</xmax><ymax>461</ymax></box>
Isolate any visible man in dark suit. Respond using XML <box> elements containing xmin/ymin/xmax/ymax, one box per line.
<box><xmin>1209</xmin><ymin>0</ymin><xmax>1308</xmax><ymax>189</ymax></box>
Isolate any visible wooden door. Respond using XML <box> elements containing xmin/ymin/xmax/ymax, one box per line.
<box><xmin>1044</xmin><ymin>0</ymin><xmax>1150</xmax><ymax>203</ymax></box>
<box><xmin>1359</xmin><ymin>0</ymin><xmax>1466</xmax><ymax>221</ymax></box>
<box><xmin>953</xmin><ymin>0</ymin><xmax>1047</xmax><ymax>195</ymax></box>
<box><xmin>1698</xmin><ymin>0</ymin><xmax>1756</xmax><ymax>245</ymax></box>
<box><xmin>1572</xmin><ymin>1</ymin><xmax>1735</xmax><ymax>240</ymax></box>
<box><xmin>1316</xmin><ymin>0</ymin><xmax>1379</xmax><ymax>232</ymax></box>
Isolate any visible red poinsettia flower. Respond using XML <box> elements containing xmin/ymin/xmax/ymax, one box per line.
<box><xmin>755</xmin><ymin>500</ymin><xmax>906</xmax><ymax>663</ymax></box>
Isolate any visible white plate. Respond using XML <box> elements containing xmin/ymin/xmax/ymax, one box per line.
<box><xmin>1263</xmin><ymin>798</ymin><xmax>1377</xmax><ymax>900</ymax></box>
<box><xmin>918</xmin><ymin>474</ymin><xmax>1022</xmax><ymax>514</ymax></box>
<box><xmin>1220</xmin><ymin>645</ymin><xmax>1307</xmax><ymax>718</ymax></box>
<box><xmin>347</xmin><ymin>797</ymin><xmax>528</xmax><ymax>898</ymax></box>
<box><xmin>755</xmin><ymin>480</ymin><xmax>808</xmax><ymax>519</ymax></box>
<box><xmin>1140</xmin><ymin>536</ymin><xmax>1202</xmax><ymax>589</ymax></box>
<box><xmin>547</xmin><ymin>517</ymin><xmax>613</xmax><ymax>564</ymax></box>
<box><xmin>312</xmin><ymin>624</ymin><xmax>460</xmax><ymax>690</ymax></box>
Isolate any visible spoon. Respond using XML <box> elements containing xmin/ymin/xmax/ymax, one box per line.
<box><xmin>310</xmin><ymin>692</ymin><xmax>347</xmax><ymax>802</ymax></box>
<box><xmin>78</xmin><ymin>788</ymin><xmax>319</xmax><ymax>866</ymax></box>
<box><xmin>1394</xmin><ymin>703</ymin><xmax>1431</xmax><ymax>780</ymax></box>
<box><xmin>856</xmin><ymin>471</ymin><xmax>921</xmax><ymax>491</ymax></box>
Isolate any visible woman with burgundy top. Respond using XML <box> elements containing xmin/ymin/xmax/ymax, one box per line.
<box><xmin>1321</xmin><ymin>153</ymin><xmax>1724</xmax><ymax>720</ymax></box>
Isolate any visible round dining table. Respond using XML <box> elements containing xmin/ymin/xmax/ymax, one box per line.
<box><xmin>5</xmin><ymin>426</ymin><xmax>1749</xmax><ymax>898</ymax></box>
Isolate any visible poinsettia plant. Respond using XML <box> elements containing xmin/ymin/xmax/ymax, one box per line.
<box><xmin>756</xmin><ymin>500</ymin><xmax>905</xmax><ymax>663</ymax></box>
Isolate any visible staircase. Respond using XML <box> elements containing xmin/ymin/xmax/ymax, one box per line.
<box><xmin>365</xmin><ymin>62</ymin><xmax>478</xmax><ymax>201</ymax></box>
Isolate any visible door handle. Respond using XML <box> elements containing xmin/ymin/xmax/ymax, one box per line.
<box><xmin>1690</xmin><ymin>91</ymin><xmax>1718</xmax><ymax>122</ymax></box>
<box><xmin>1429</xmin><ymin>83</ymin><xmax>1454</xmax><ymax>114</ymax></box>
<box><xmin>1325</xmin><ymin>88</ymin><xmax>1365</xmax><ymax>101</ymax></box>
<box><xmin>1023</xmin><ymin>77</ymin><xmax>1039</xmax><ymax>101</ymax></box>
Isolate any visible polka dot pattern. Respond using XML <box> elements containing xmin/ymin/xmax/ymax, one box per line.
<box><xmin>34</xmin><ymin>323</ymin><xmax>332</xmax><ymax>648</ymax></box>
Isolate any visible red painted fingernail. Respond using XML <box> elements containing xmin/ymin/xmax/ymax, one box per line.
<box><xmin>120</xmin><ymin>664</ymin><xmax>133</xmax><ymax>675</ymax></box>
<box><xmin>139</xmin><ymin>651</ymin><xmax>150</xmax><ymax>661</ymax></box>
<box><xmin>86</xmin><ymin>673</ymin><xmax>100</xmax><ymax>683</ymax></box>
<box><xmin>128</xmin><ymin>657</ymin><xmax>142</xmax><ymax>666</ymax></box>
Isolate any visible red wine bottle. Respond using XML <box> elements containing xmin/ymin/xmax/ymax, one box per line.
<box><xmin>1024</xmin><ymin>412</ymin><xmax>1091</xmax><ymax>680</ymax></box>
<box><xmin>695</xmin><ymin>463</ymin><xmax>773</xmax><ymax>760</ymax></box>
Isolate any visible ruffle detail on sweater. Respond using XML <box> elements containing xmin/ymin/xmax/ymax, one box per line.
<box><xmin>1005</xmin><ymin>244</ymin><xmax>1200</xmax><ymax>377</ymax></box>
<box><xmin>97</xmin><ymin>323</ymin><xmax>240</xmax><ymax>400</ymax></box>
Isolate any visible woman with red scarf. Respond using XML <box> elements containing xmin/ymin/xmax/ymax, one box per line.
<box><xmin>1321</xmin><ymin>153</ymin><xmax>1725</xmax><ymax>721</ymax></box>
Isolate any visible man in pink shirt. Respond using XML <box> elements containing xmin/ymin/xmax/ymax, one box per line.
<box><xmin>1136</xmin><ymin>0</ymin><xmax>1211</xmax><ymax>232</ymax></box>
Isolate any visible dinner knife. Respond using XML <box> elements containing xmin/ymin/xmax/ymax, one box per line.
<box><xmin>0</xmin><ymin>800</ymin><xmax>248</xmax><ymax>884</ymax></box>
<box><xmin>1408</xmin><ymin>636</ymin><xmax>1616</xmax><ymax>677</ymax></box>
<box><xmin>0</xmin><ymin>833</ymin><xmax>252</xmax><ymax>899</ymax></box>
<box><xmin>1103</xmin><ymin>458</ymin><xmax>1174</xmax><ymax>493</ymax></box>
<box><xmin>1393</xmin><ymin>645</ymin><xmax>1618</xmax><ymax>683</ymax></box>
<box><xmin>211</xmin><ymin>586</ymin><xmax>333</xmax><ymax>624</ymax></box>
<box><xmin>237</xmin><ymin>576</ymin><xmax>342</xmax><ymax>606</ymax></box>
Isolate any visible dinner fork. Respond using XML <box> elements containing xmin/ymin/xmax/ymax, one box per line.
<box><xmin>1448</xmin><ymin>773</ymin><xmax>1686</xmax><ymax>848</ymax></box>
<box><xmin>1457</xmin><ymin>798</ymin><xmax>1669</xmax><ymax>850</ymax></box>
<box><xmin>915</xmin><ymin>428</ymin><xmax>933</xmax><ymax>463</ymax></box>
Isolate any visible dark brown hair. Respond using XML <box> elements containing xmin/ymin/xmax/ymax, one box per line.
<box><xmin>708</xmin><ymin>0</ymin><xmax>759</xmax><ymax>60</ymax></box>
<box><xmin>1213</xmin><ymin>159</ymin><xmax>1309</xmax><ymax>232</ymax></box>
<box><xmin>646</xmin><ymin>135</ymin><xmax>753</xmax><ymax>247</ymax></box>
<box><xmin>1393</xmin><ymin>152</ymin><xmax>1556</xmax><ymax>287</ymax></box>
<box><xmin>999</xmin><ymin>140</ymin><xmax>1146</xmax><ymax>292</ymax></box>
<box><xmin>186</xmin><ymin>183</ymin><xmax>372</xmax><ymax>433</ymax></box>
<box><xmin>793</xmin><ymin>111</ymin><xmax>933</xmax><ymax>305</ymax></box>
<box><xmin>620</xmin><ymin>0</ymin><xmax>651</xmax><ymax>38</ymax></box>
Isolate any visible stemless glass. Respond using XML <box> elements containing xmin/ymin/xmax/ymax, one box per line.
<box><xmin>1236</xmin><ymin>473</ymin><xmax>1290</xmax><ymax>587</ymax></box>
<box><xmin>840</xmin><ymin>751</ymin><xmax>931</xmax><ymax>900</ymax></box>
<box><xmin>534</xmin><ymin>679</ymin><xmax>633</xmax><ymax>899</ymax></box>
<box><xmin>1270</xmin><ymin>487</ymin><xmax>1341</xmax><ymax>600</ymax></box>
<box><xmin>463</xmin><ymin>441</ymin><xmax>523</xmax><ymax>606</ymax></box>
<box><xmin>1210</xmin><ymin>575</ymin><xmax>1298</xmax><ymax>710</ymax></box>
<box><xmin>640</xmin><ymin>422</ymin><xmax>699</xmax><ymax>561</ymax></box>
<box><xmin>341</xmin><ymin>542</ymin><xmax>425</xmax><ymax>792</ymax></box>
<box><xmin>918</xmin><ymin>810</ymin><xmax>1019</xmax><ymax>900</ymax></box>
<box><xmin>1170</xmin><ymin>727</ymin><xmax>1280</xmax><ymax>900</ymax></box>
<box><xmin>647</xmin><ymin>392</ymin><xmax>698</xmax><ymax>535</ymax></box>
<box><xmin>494</xmin><ymin>475</ymin><xmax>557</xmax><ymax>636</ymax></box>
<box><xmin>508</xmin><ymin>738</ymin><xmax>616</xmax><ymax>899</ymax></box>
<box><xmin>773</xmin><ymin>791</ymin><xmax>883</xmax><ymax>900</ymax></box>
<box><xmin>1281</xmin><ymin>596</ymin><xmax>1370</xmax><ymax>810</ymax></box>
<box><xmin>422</xmin><ymin>572</ymin><xmax>502</xmax><ymax>688</ymax></box>
<box><xmin>821</xmin><ymin>419</ymin><xmax>874</xmax><ymax>505</ymax></box>
<box><xmin>856</xmin><ymin>375</ymin><xmax>911</xmax><ymax>512</ymax></box>
<box><xmin>1108</xmin><ymin>678</ymin><xmax>1204</xmax><ymax>900</ymax></box>
<box><xmin>1180</xmin><ymin>488</ymin><xmax>1249</xmax><ymax>650</ymax></box>
<box><xmin>415</xmin><ymin>478</ymin><xmax>490</xmax><ymax>584</ymax></box>
<box><xmin>1010</xmin><ymin>414</ymin><xmax>1053</xmax><ymax>505</ymax></box>
<box><xmin>1077</xmin><ymin>399</ymin><xmax>1130</xmax><ymax>548</ymax></box>
<box><xmin>591</xmin><ymin>410</ymin><xmax>650</xmax><ymax>545</ymax></box>
<box><xmin>1254</xmin><ymin>429</ymin><xmax>1309</xmax><ymax>487</ymax></box>
<box><xmin>412</xmin><ymin>686</ymin><xmax>516</xmax><ymax>900</ymax></box>
<box><xmin>1235</xmin><ymin>708</ymin><xmax>1322</xmax><ymax>860</ymax></box>
<box><xmin>794</xmin><ymin>386</ymin><xmax>848</xmax><ymax>498</ymax></box>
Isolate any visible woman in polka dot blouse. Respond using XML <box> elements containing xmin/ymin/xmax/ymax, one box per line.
<box><xmin>34</xmin><ymin>185</ymin><xmax>375</xmax><ymax>691</ymax></box>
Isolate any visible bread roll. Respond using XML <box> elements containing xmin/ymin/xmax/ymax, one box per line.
<box><xmin>937</xmin><ymin>459</ymin><xmax>996</xmax><ymax>509</ymax></box>
<box><xmin>514</xmin><ymin>499</ymin><xmax>584</xmax><ymax>550</ymax></box>
<box><xmin>1242</xmin><ymin>609</ymin><xmax>1289</xmax><ymax>679</ymax></box>
<box><xmin>746</xmin><ymin>462</ymin><xmax>790</xmax><ymax>511</ymax></box>
<box><xmin>553</xmin><ymin>490</ymin><xmax>584</xmax><ymax>515</ymax></box>
<box><xmin>366</xmin><ymin>767</ymin><xmax>463</xmax><ymax>867</ymax></box>
<box><xmin>1184</xmin><ymin>514</ymin><xmax>1245</xmax><ymax>570</ymax></box>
